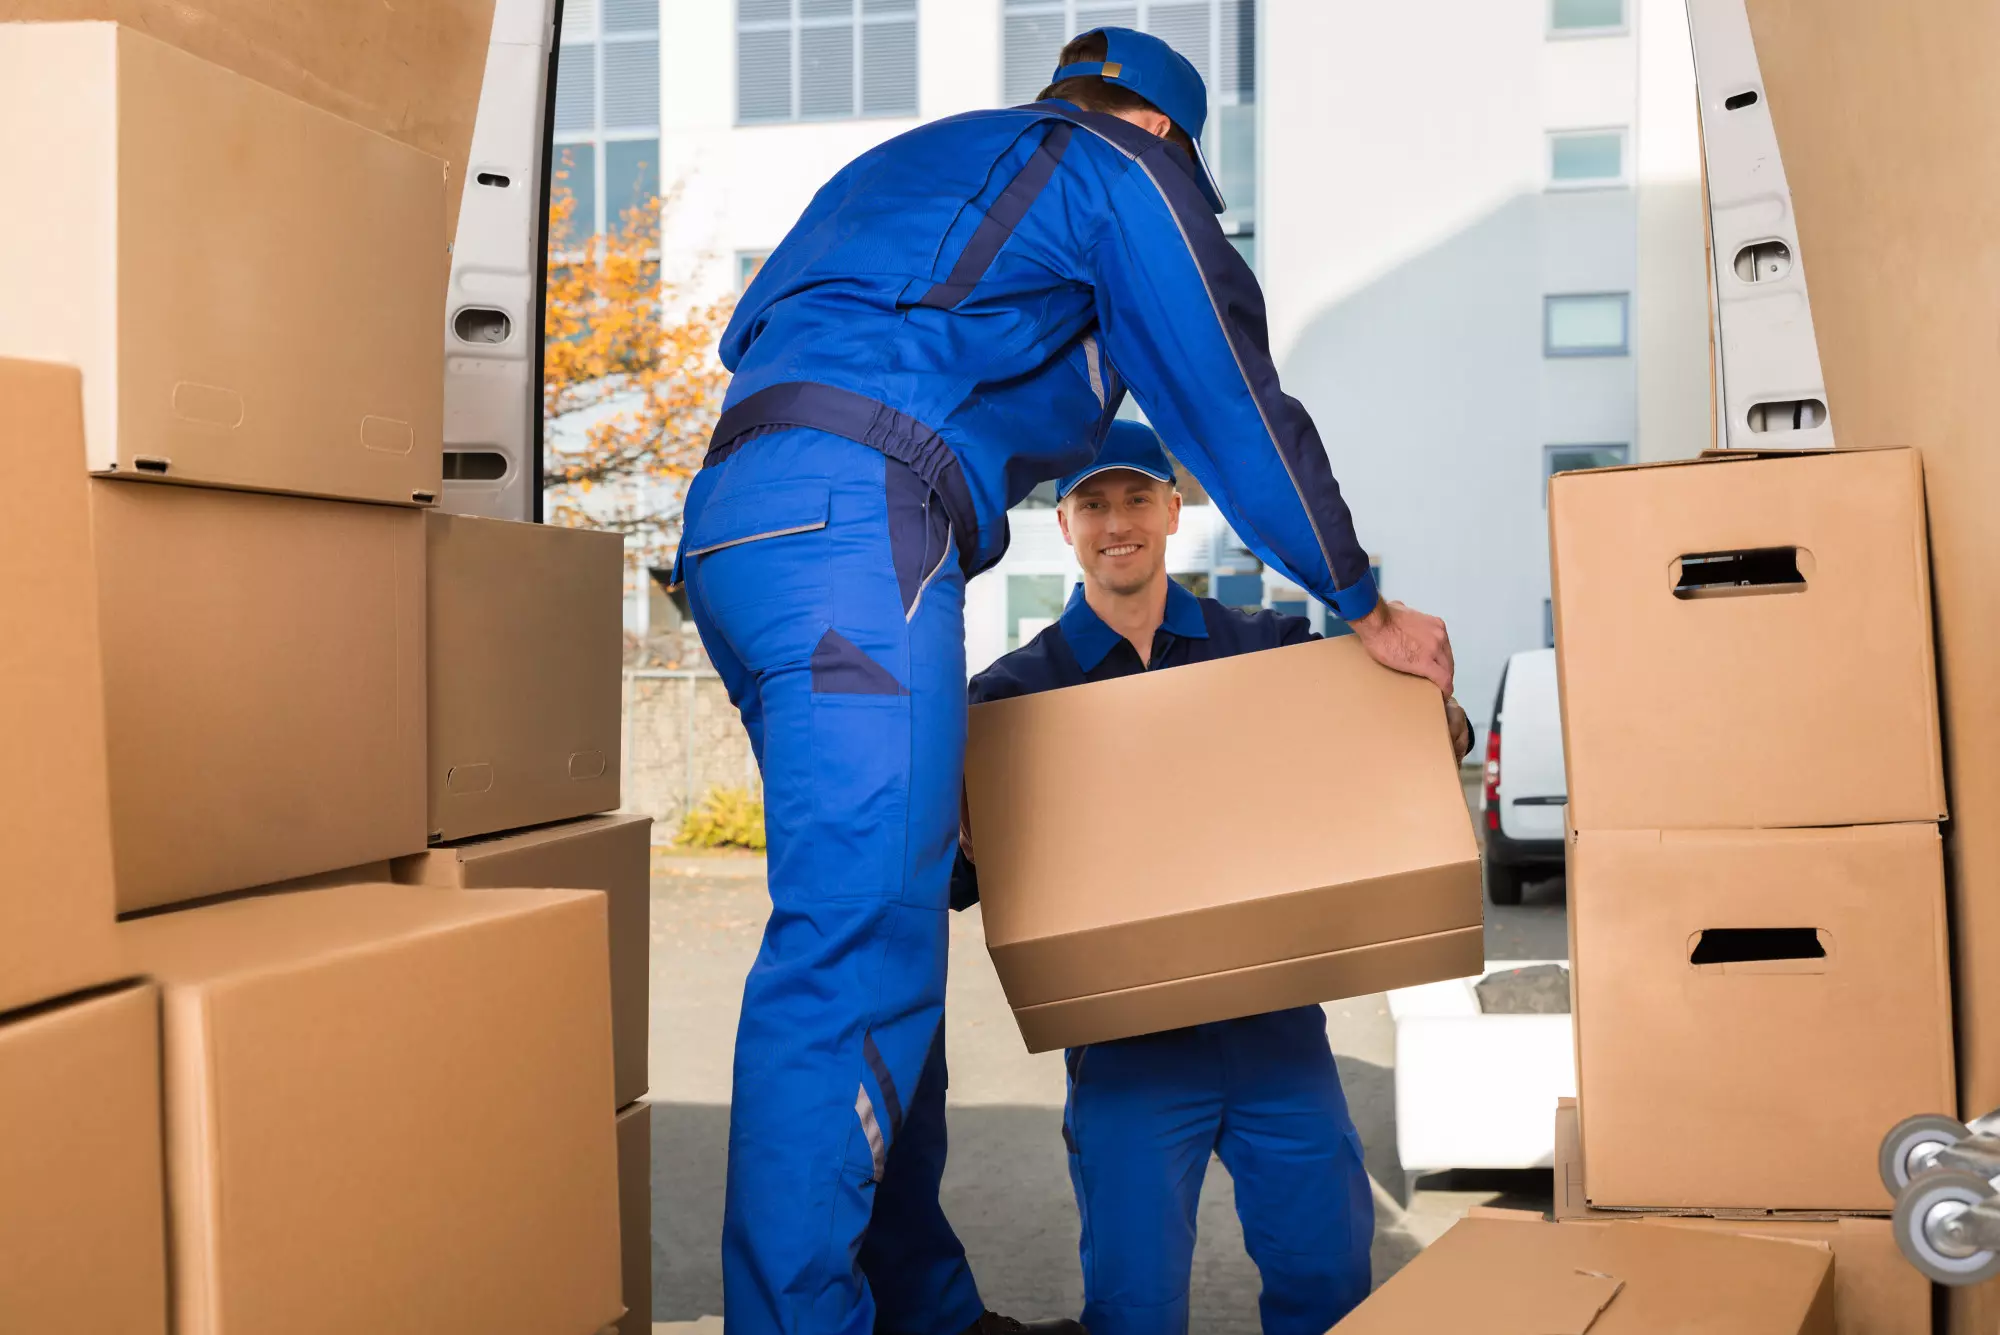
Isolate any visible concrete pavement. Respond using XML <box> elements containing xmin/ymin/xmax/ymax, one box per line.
<box><xmin>647</xmin><ymin>852</ymin><xmax>1566</xmax><ymax>1328</ymax></box>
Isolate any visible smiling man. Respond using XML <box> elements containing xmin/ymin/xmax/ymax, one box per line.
<box><xmin>952</xmin><ymin>421</ymin><xmax>1470</xmax><ymax>1335</ymax></box>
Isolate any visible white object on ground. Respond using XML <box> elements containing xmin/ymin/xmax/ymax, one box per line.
<box><xmin>1388</xmin><ymin>960</ymin><xmax>1576</xmax><ymax>1174</ymax></box>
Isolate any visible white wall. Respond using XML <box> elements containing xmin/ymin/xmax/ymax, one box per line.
<box><xmin>1263</xmin><ymin>0</ymin><xmax>1664</xmax><ymax>723</ymax></box>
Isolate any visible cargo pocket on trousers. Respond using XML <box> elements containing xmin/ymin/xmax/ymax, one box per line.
<box><xmin>809</xmin><ymin>692</ymin><xmax>912</xmax><ymax>901</ymax></box>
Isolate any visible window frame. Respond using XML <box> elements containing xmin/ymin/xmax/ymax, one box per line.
<box><xmin>1545</xmin><ymin>126</ymin><xmax>1629</xmax><ymax>191</ymax></box>
<box><xmin>735</xmin><ymin>0</ymin><xmax>920</xmax><ymax>128</ymax></box>
<box><xmin>1542</xmin><ymin>292</ymin><xmax>1631</xmax><ymax>359</ymax></box>
<box><xmin>1546</xmin><ymin>0</ymin><xmax>1629</xmax><ymax>39</ymax></box>
<box><xmin>552</xmin><ymin>0</ymin><xmax>661</xmax><ymax>244</ymax></box>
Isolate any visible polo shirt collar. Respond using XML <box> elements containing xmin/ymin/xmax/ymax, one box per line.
<box><xmin>1058</xmin><ymin>578</ymin><xmax>1209</xmax><ymax>673</ymax></box>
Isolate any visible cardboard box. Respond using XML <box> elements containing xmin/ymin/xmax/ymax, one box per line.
<box><xmin>94</xmin><ymin>479</ymin><xmax>426</xmax><ymax>912</ymax></box>
<box><xmin>966</xmin><ymin>635</ymin><xmax>1483</xmax><ymax>1053</ymax></box>
<box><xmin>427</xmin><ymin>513</ymin><xmax>624</xmax><ymax>843</ymax></box>
<box><xmin>1549</xmin><ymin>447</ymin><xmax>1943</xmax><ymax>831</ymax></box>
<box><xmin>0</xmin><ymin>23</ymin><xmax>445</xmax><ymax>506</ymax></box>
<box><xmin>1332</xmin><ymin>1214</ymin><xmax>1835</xmax><ymax>1333</ymax></box>
<box><xmin>616</xmin><ymin>1100</ymin><xmax>652</xmax><ymax>1335</ymax></box>
<box><xmin>0</xmin><ymin>0</ymin><xmax>495</xmax><ymax>242</ymax></box>
<box><xmin>0</xmin><ymin>982</ymin><xmax>167</xmax><ymax>1335</ymax></box>
<box><xmin>393</xmin><ymin>814</ymin><xmax>653</xmax><ymax>1107</ymax></box>
<box><xmin>0</xmin><ymin>360</ymin><xmax>121</xmax><ymax>1013</ymax></box>
<box><xmin>1733</xmin><ymin>0</ymin><xmax>2000</xmax><ymax>1138</ymax></box>
<box><xmin>1554</xmin><ymin>1100</ymin><xmax>1931</xmax><ymax>1335</ymax></box>
<box><xmin>1571</xmin><ymin>824</ymin><xmax>1955</xmax><ymax>1210</ymax></box>
<box><xmin>120</xmin><ymin>882</ymin><xmax>622</xmax><ymax>1335</ymax></box>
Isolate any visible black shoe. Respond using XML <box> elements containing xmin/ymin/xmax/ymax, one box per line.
<box><xmin>959</xmin><ymin>1314</ymin><xmax>1089</xmax><ymax>1335</ymax></box>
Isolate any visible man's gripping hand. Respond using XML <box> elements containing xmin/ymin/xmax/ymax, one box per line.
<box><xmin>1348</xmin><ymin>598</ymin><xmax>1455</xmax><ymax>698</ymax></box>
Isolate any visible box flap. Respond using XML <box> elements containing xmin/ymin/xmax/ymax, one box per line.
<box><xmin>5</xmin><ymin>4</ymin><xmax>495</xmax><ymax>239</ymax></box>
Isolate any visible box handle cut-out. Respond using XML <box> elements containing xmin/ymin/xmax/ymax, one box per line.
<box><xmin>1689</xmin><ymin>927</ymin><xmax>1834</xmax><ymax>975</ymax></box>
<box><xmin>1671</xmin><ymin>547</ymin><xmax>1812</xmax><ymax>600</ymax></box>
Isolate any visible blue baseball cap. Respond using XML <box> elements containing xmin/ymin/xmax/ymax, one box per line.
<box><xmin>1056</xmin><ymin>420</ymin><xmax>1178</xmax><ymax>501</ymax></box>
<box><xmin>1050</xmin><ymin>27</ymin><xmax>1226</xmax><ymax>214</ymax></box>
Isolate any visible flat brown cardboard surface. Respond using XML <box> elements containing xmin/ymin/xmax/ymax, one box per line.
<box><xmin>0</xmin><ymin>2</ymin><xmax>493</xmax><ymax>242</ymax></box>
<box><xmin>1332</xmin><ymin>1215</ymin><xmax>1835</xmax><ymax>1333</ymax></box>
<box><xmin>0</xmin><ymin>983</ymin><xmax>166</xmax><ymax>1335</ymax></box>
<box><xmin>1735</xmin><ymin>0</ymin><xmax>2000</xmax><ymax>1128</ymax></box>
<box><xmin>122</xmin><ymin>883</ymin><xmax>621</xmax><ymax>1335</ymax></box>
<box><xmin>1572</xmin><ymin>825</ymin><xmax>1954</xmax><ymax>1211</ymax></box>
<box><xmin>393</xmin><ymin>815</ymin><xmax>653</xmax><ymax>1106</ymax></box>
<box><xmin>1549</xmin><ymin>447</ymin><xmax>1942</xmax><ymax>830</ymax></box>
<box><xmin>615</xmin><ymin>1100</ymin><xmax>651</xmax><ymax>1335</ymax></box>
<box><xmin>93</xmin><ymin>479</ymin><xmax>426</xmax><ymax>912</ymax></box>
<box><xmin>427</xmin><ymin>514</ymin><xmax>624</xmax><ymax>843</ymax></box>
<box><xmin>1012</xmin><ymin>925</ymin><xmax>1485</xmax><ymax>1053</ymax></box>
<box><xmin>0</xmin><ymin>23</ymin><xmax>445</xmax><ymax>505</ymax></box>
<box><xmin>0</xmin><ymin>360</ymin><xmax>121</xmax><ymax>1014</ymax></box>
<box><xmin>1553</xmin><ymin>1101</ymin><xmax>1930</xmax><ymax>1335</ymax></box>
<box><xmin>967</xmin><ymin>636</ymin><xmax>1480</xmax><ymax>1025</ymax></box>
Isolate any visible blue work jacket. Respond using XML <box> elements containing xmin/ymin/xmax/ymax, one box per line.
<box><xmin>950</xmin><ymin>580</ymin><xmax>1317</xmax><ymax>909</ymax></box>
<box><xmin>718</xmin><ymin>100</ymin><xmax>1378</xmax><ymax>619</ymax></box>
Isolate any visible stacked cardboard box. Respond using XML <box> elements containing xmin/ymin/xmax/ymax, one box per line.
<box><xmin>0</xmin><ymin>17</ymin><xmax>642</xmax><ymax>1332</ymax></box>
<box><xmin>1549</xmin><ymin>447</ymin><xmax>1955</xmax><ymax>1329</ymax></box>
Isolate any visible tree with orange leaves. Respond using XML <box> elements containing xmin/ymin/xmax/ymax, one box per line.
<box><xmin>542</xmin><ymin>162</ymin><xmax>735</xmax><ymax>567</ymax></box>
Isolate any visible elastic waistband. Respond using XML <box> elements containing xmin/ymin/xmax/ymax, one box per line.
<box><xmin>706</xmin><ymin>382</ymin><xmax>982</xmax><ymax>577</ymax></box>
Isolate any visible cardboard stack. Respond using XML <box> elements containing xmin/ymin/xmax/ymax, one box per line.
<box><xmin>1548</xmin><ymin>446</ymin><xmax>1956</xmax><ymax>1332</ymax></box>
<box><xmin>0</xmin><ymin>15</ymin><xmax>644</xmax><ymax>1333</ymax></box>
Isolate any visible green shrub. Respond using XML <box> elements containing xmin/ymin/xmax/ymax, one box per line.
<box><xmin>675</xmin><ymin>786</ymin><xmax>767</xmax><ymax>851</ymax></box>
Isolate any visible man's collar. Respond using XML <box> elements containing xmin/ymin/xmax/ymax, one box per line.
<box><xmin>1059</xmin><ymin>578</ymin><xmax>1209</xmax><ymax>672</ymax></box>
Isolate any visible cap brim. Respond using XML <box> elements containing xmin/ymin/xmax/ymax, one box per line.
<box><xmin>1055</xmin><ymin>462</ymin><xmax>1177</xmax><ymax>500</ymax></box>
<box><xmin>1188</xmin><ymin>135</ymin><xmax>1227</xmax><ymax>214</ymax></box>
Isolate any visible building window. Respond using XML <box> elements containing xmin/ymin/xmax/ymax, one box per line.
<box><xmin>1543</xmin><ymin>443</ymin><xmax>1630</xmax><ymax>504</ymax></box>
<box><xmin>1002</xmin><ymin>1</ymin><xmax>1258</xmax><ymax>262</ymax></box>
<box><xmin>1213</xmin><ymin>572</ymin><xmax>1263</xmax><ymax>611</ymax></box>
<box><xmin>1549</xmin><ymin>0</ymin><xmax>1626</xmax><ymax>36</ymax></box>
<box><xmin>1006</xmin><ymin>574</ymin><xmax>1066</xmax><ymax>650</ymax></box>
<box><xmin>1548</xmin><ymin>129</ymin><xmax>1626</xmax><ymax>188</ymax></box>
<box><xmin>736</xmin><ymin>250</ymin><xmax>772</xmax><ymax>290</ymax></box>
<box><xmin>1544</xmin><ymin>293</ymin><xmax>1630</xmax><ymax>357</ymax></box>
<box><xmin>736</xmin><ymin>0</ymin><xmax>919</xmax><ymax>126</ymax></box>
<box><xmin>553</xmin><ymin>0</ymin><xmax>661</xmax><ymax>243</ymax></box>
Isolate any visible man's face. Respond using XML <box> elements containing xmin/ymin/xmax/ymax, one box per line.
<box><xmin>1057</xmin><ymin>470</ymin><xmax>1182</xmax><ymax>596</ymax></box>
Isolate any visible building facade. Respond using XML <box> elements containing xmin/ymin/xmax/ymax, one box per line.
<box><xmin>647</xmin><ymin>0</ymin><xmax>1708</xmax><ymax>717</ymax></box>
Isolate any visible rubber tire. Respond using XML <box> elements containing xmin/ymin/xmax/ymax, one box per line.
<box><xmin>1894</xmin><ymin>1170</ymin><xmax>2000</xmax><ymax>1286</ymax></box>
<box><xmin>1880</xmin><ymin>1113</ymin><xmax>1971</xmax><ymax>1195</ymax></box>
<box><xmin>1485</xmin><ymin>859</ymin><xmax>1524</xmax><ymax>907</ymax></box>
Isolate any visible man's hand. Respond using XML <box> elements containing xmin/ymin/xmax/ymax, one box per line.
<box><xmin>1348</xmin><ymin>598</ymin><xmax>1455</xmax><ymax>697</ymax></box>
<box><xmin>1445</xmin><ymin>695</ymin><xmax>1473</xmax><ymax>763</ymax></box>
<box><xmin>959</xmin><ymin>785</ymin><xmax>975</xmax><ymax>865</ymax></box>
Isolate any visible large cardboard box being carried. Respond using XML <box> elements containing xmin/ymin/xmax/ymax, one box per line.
<box><xmin>1554</xmin><ymin>1099</ymin><xmax>1930</xmax><ymax>1335</ymax></box>
<box><xmin>0</xmin><ymin>982</ymin><xmax>167</xmax><ymax>1335</ymax></box>
<box><xmin>426</xmin><ymin>513</ymin><xmax>624</xmax><ymax>844</ymax></box>
<box><xmin>0</xmin><ymin>360</ymin><xmax>121</xmax><ymax>1013</ymax></box>
<box><xmin>1332</xmin><ymin>1213</ymin><xmax>1835</xmax><ymax>1333</ymax></box>
<box><xmin>1570</xmin><ymin>824</ymin><xmax>1954</xmax><ymax>1212</ymax></box>
<box><xmin>120</xmin><ymin>882</ymin><xmax>622</xmax><ymax>1335</ymax></box>
<box><xmin>394</xmin><ymin>814</ymin><xmax>653</xmax><ymax>1107</ymax></box>
<box><xmin>965</xmin><ymin>635</ymin><xmax>1482</xmax><ymax>1053</ymax></box>
<box><xmin>0</xmin><ymin>22</ymin><xmax>446</xmax><ymax>506</ymax></box>
<box><xmin>1550</xmin><ymin>447</ymin><xmax>1942</xmax><ymax>831</ymax></box>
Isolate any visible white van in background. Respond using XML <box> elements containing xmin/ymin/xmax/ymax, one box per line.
<box><xmin>1479</xmin><ymin>648</ymin><xmax>1568</xmax><ymax>904</ymax></box>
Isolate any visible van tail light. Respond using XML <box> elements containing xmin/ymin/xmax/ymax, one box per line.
<box><xmin>1483</xmin><ymin>724</ymin><xmax>1502</xmax><ymax>831</ymax></box>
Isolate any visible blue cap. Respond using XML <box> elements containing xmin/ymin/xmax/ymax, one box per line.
<box><xmin>1051</xmin><ymin>27</ymin><xmax>1226</xmax><ymax>214</ymax></box>
<box><xmin>1056</xmin><ymin>420</ymin><xmax>1178</xmax><ymax>501</ymax></box>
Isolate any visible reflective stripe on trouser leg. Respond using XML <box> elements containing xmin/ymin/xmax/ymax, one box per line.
<box><xmin>680</xmin><ymin>430</ymin><xmax>979</xmax><ymax>1335</ymax></box>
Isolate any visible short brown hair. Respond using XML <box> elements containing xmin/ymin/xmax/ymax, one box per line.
<box><xmin>1036</xmin><ymin>31</ymin><xmax>1197</xmax><ymax>160</ymax></box>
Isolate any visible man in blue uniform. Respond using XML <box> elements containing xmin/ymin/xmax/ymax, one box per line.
<box><xmin>673</xmin><ymin>24</ymin><xmax>1457</xmax><ymax>1335</ymax></box>
<box><xmin>951</xmin><ymin>423</ymin><xmax>1472</xmax><ymax>1334</ymax></box>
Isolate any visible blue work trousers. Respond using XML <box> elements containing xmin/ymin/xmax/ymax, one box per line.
<box><xmin>679</xmin><ymin>429</ymin><xmax>983</xmax><ymax>1335</ymax></box>
<box><xmin>1064</xmin><ymin>1006</ymin><xmax>1374</xmax><ymax>1335</ymax></box>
